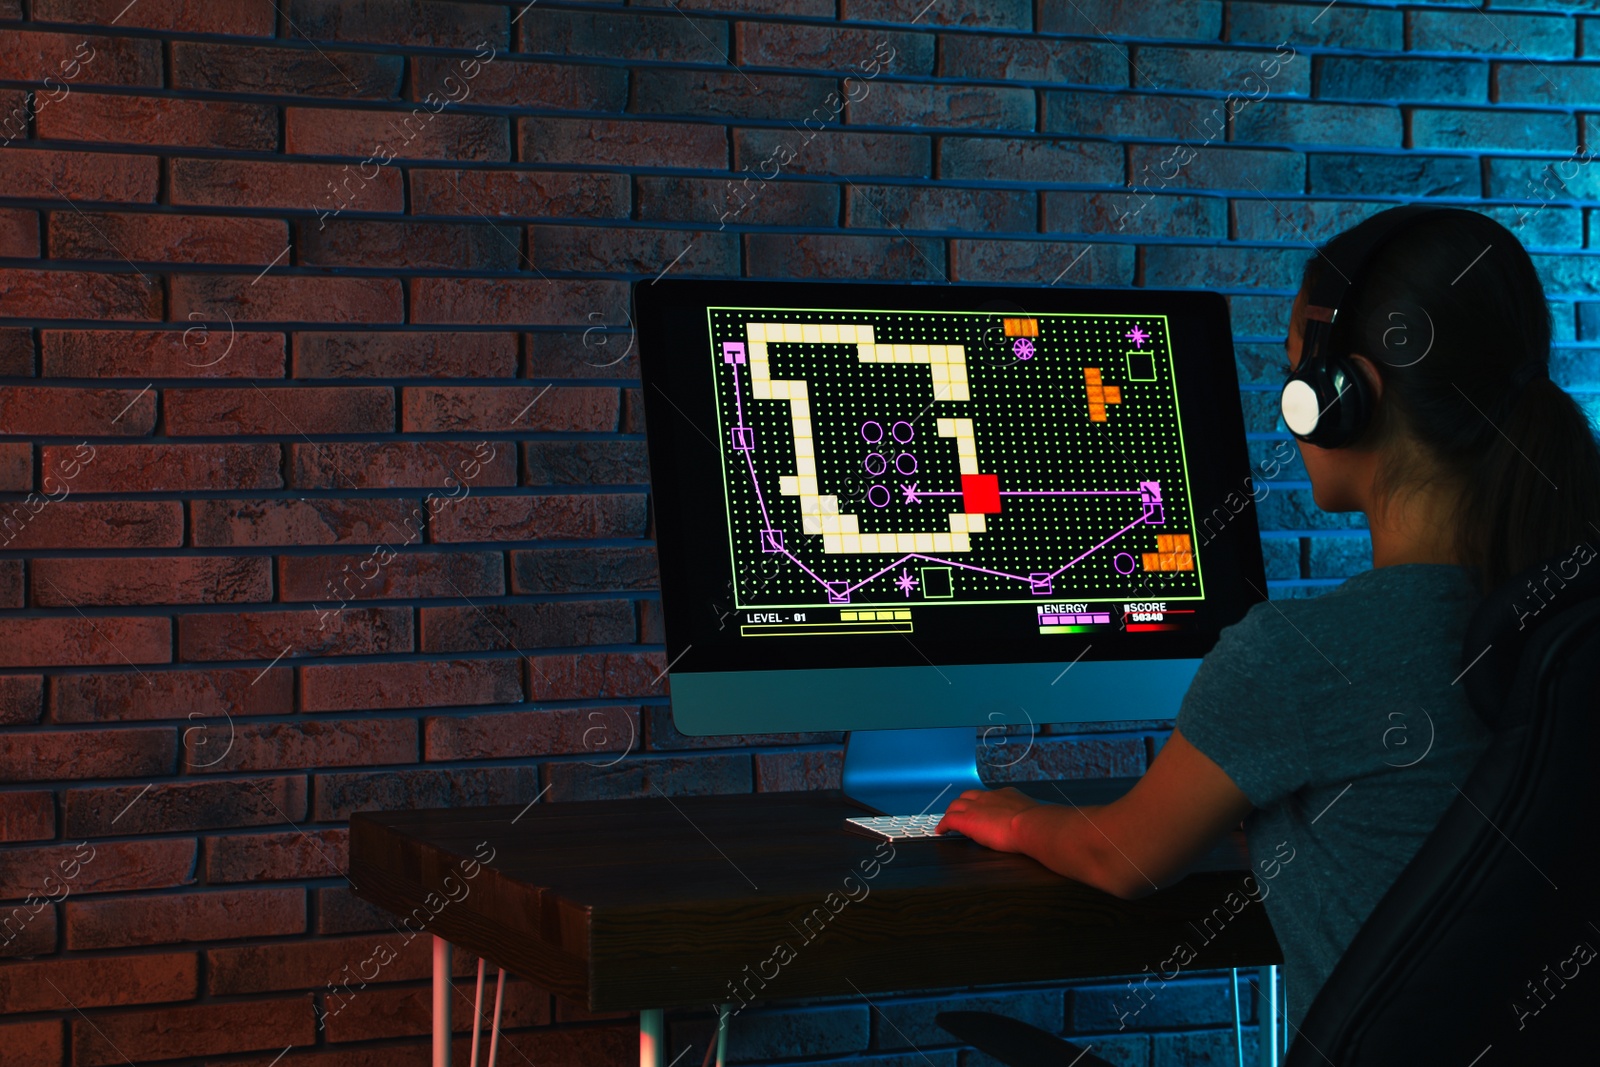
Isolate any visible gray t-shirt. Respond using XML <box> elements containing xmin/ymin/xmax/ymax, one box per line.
<box><xmin>1175</xmin><ymin>563</ymin><xmax>1493</xmax><ymax>1042</ymax></box>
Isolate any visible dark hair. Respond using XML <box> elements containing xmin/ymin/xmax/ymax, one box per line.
<box><xmin>1299</xmin><ymin>207</ymin><xmax>1600</xmax><ymax>594</ymax></box>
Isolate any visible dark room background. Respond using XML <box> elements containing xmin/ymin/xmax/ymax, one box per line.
<box><xmin>1</xmin><ymin>0</ymin><xmax>1597</xmax><ymax>1064</ymax></box>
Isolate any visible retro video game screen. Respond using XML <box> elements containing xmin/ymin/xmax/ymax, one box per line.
<box><xmin>637</xmin><ymin>285</ymin><xmax>1265</xmax><ymax>674</ymax></box>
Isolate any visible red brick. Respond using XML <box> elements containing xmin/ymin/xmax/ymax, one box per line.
<box><xmin>0</xmin><ymin>501</ymin><xmax>183</xmax><ymax>550</ymax></box>
<box><xmin>163</xmin><ymin>386</ymin><xmax>394</xmax><ymax>435</ymax></box>
<box><xmin>0</xmin><ymin>1020</ymin><xmax>61</xmax><ymax>1067</ymax></box>
<box><xmin>190</xmin><ymin>497</ymin><xmax>421</xmax><ymax>547</ymax></box>
<box><xmin>41</xmin><ymin>93</ymin><xmax>276</xmax><ymax>149</ymax></box>
<box><xmin>844</xmin><ymin>0</ymin><xmax>1028</xmax><ymax>27</ymax></box>
<box><xmin>401</xmin><ymin>385</ymin><xmax>615</xmax><ymax>433</ymax></box>
<box><xmin>736</xmin><ymin>21</ymin><xmax>934</xmax><ymax>72</ymax></box>
<box><xmin>746</xmin><ymin>232</ymin><xmax>946</xmax><ymax>281</ymax></box>
<box><xmin>312</xmin><ymin>886</ymin><xmax>394</xmax><ymax>935</ymax></box>
<box><xmin>0</xmin><ymin>617</ymin><xmax>169</xmax><ymax>667</ymax></box>
<box><xmin>756</xmin><ymin>748</ymin><xmax>843</xmax><ymax>791</ymax></box>
<box><xmin>412</xmin><ymin>54</ymin><xmax>625</xmax><ymax>111</ymax></box>
<box><xmin>409</xmin><ymin>167</ymin><xmax>629</xmax><ymax>218</ymax></box>
<box><xmin>545</xmin><ymin>752</ymin><xmax>750</xmax><ymax>801</ymax></box>
<box><xmin>0</xmin><ymin>268</ymin><xmax>161</xmax><ymax>319</ymax></box>
<box><xmin>203</xmin><ymin>827</ymin><xmax>348</xmax><ymax>884</ymax></box>
<box><xmin>64</xmin><ymin>775</ymin><xmax>307</xmax><ymax>836</ymax></box>
<box><xmin>529</xmin><ymin>224</ymin><xmax>737</xmax><ymax>274</ymax></box>
<box><xmin>857</xmin><ymin>82</ymin><xmax>1038</xmax><ymax>129</ymax></box>
<box><xmin>51</xmin><ymin>666</ymin><xmax>293</xmax><ymax>722</ymax></box>
<box><xmin>0</xmin><ymin>207</ymin><xmax>38</xmax><ymax>256</ymax></box>
<box><xmin>286</xmin><ymin>0</ymin><xmax>510</xmax><ymax>49</ymax></box>
<box><xmin>172</xmin><ymin>41</ymin><xmax>402</xmax><ymax>97</ymax></box>
<box><xmin>178</xmin><ymin>606</ymin><xmax>413</xmax><ymax>661</ymax></box>
<box><xmin>430</xmin><ymin>493</ymin><xmax>646</xmax><ymax>542</ymax></box>
<box><xmin>42</xmin><ymin>328</ymin><xmax>285</xmax><ymax>378</ymax></box>
<box><xmin>520</xmin><ymin>6</ymin><xmax>724</xmax><ymax>59</ymax></box>
<box><xmin>72</xmin><ymin>996</ymin><xmax>316</xmax><ymax>1065</ymax></box>
<box><xmin>0</xmin><ymin>789</ymin><xmax>53</xmax><ymax>842</ymax></box>
<box><xmin>292</xmin><ymin>331</ymin><xmax>516</xmax><ymax>378</ymax></box>
<box><xmin>49</xmin><ymin>211</ymin><xmax>287</xmax><ymax>264</ymax></box>
<box><xmin>67</xmin><ymin>888</ymin><xmax>304</xmax><ymax>950</ymax></box>
<box><xmin>32</xmin><ymin>555</ymin><xmax>273</xmax><ymax>606</ymax></box>
<box><xmin>299</xmin><ymin>658</ymin><xmax>520</xmax><ymax>712</ymax></box>
<box><xmin>519</xmin><ymin>116</ymin><xmax>727</xmax><ymax>167</ymax></box>
<box><xmin>0</xmin><ymin>31</ymin><xmax>161</xmax><ymax>86</ymax></box>
<box><xmin>409</xmin><ymin>277</ymin><xmax>628</xmax><ymax>326</ymax></box>
<box><xmin>732</xmin><ymin>127</ymin><xmax>931</xmax><ymax>177</ymax></box>
<box><xmin>0</xmin><ymin>838</ymin><xmax>195</xmax><ymax>897</ymax></box>
<box><xmin>620</xmin><ymin>386</ymin><xmax>643</xmax><ymax>433</ymax></box>
<box><xmin>0</xmin><ymin>559</ymin><xmax>19</xmax><ymax>608</ymax></box>
<box><xmin>636</xmin><ymin>174</ymin><xmax>839</xmax><ymax>228</ymax></box>
<box><xmin>287</xmin><ymin>441</ymin><xmax>513</xmax><ymax>491</ymax></box>
<box><xmin>170</xmin><ymin>157</ymin><xmax>404</xmax><ymax>212</ymax></box>
<box><xmin>0</xmin><ymin>675</ymin><xmax>44</xmax><ymax>724</ymax></box>
<box><xmin>631</xmin><ymin>67</ymin><xmax>837</xmax><ymax>120</ymax></box>
<box><xmin>0</xmin><ymin>952</ymin><xmax>198</xmax><ymax>1013</ymax></box>
<box><xmin>33</xmin><ymin>0</ymin><xmax>276</xmax><ymax>34</ymax></box>
<box><xmin>0</xmin><ymin>327</ymin><xmax>32</xmax><ymax>376</ymax></box>
<box><xmin>208</xmin><ymin>930</ymin><xmax>438</xmax><ymax>995</ymax></box>
<box><xmin>312</xmin><ymin>764</ymin><xmax>536</xmax><ymax>820</ymax></box>
<box><xmin>298</xmin><ymin>219</ymin><xmax>520</xmax><ymax>270</ymax></box>
<box><xmin>39</xmin><ymin>443</ymin><xmax>282</xmax><ymax>492</ymax></box>
<box><xmin>186</xmin><ymin>717</ymin><xmax>416</xmax><ymax>773</ymax></box>
<box><xmin>321</xmin><ymin>975</ymin><xmax>548</xmax><ymax>1043</ymax></box>
<box><xmin>419</xmin><ymin>601</ymin><xmax>634</xmax><ymax>652</ymax></box>
<box><xmin>0</xmin><ymin>441</ymin><xmax>28</xmax><ymax>491</ymax></box>
<box><xmin>846</xmin><ymin>182</ymin><xmax>1035</xmax><ymax>232</ymax></box>
<box><xmin>278</xmin><ymin>550</ymin><xmax>504</xmax><ymax>602</ymax></box>
<box><xmin>521</xmin><ymin>648</ymin><xmax>663</xmax><ymax>703</ymax></box>
<box><xmin>0</xmin><ymin>385</ymin><xmax>154</xmax><ymax>435</ymax></box>
<box><xmin>169</xmin><ymin>274</ymin><xmax>404</xmax><ymax>325</ymax></box>
<box><xmin>509</xmin><ymin>546</ymin><xmax>657</xmax><ymax>594</ymax></box>
<box><xmin>523</xmin><ymin>333</ymin><xmax>640</xmax><ymax>380</ymax></box>
<box><xmin>425</xmin><ymin>705</ymin><xmax>637</xmax><ymax>760</ymax></box>
<box><xmin>0</xmin><ymin>147</ymin><xmax>158</xmax><ymax>201</ymax></box>
<box><xmin>0</xmin><ymin>726</ymin><xmax>174</xmax><ymax>781</ymax></box>
<box><xmin>287</xmin><ymin>106</ymin><xmax>508</xmax><ymax>160</ymax></box>
<box><xmin>0</xmin><ymin>901</ymin><xmax>57</xmax><ymax>957</ymax></box>
<box><xmin>940</xmin><ymin>135</ymin><xmax>1122</xmax><ymax>184</ymax></box>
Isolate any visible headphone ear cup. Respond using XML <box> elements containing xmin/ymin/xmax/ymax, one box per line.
<box><xmin>1304</xmin><ymin>354</ymin><xmax>1372</xmax><ymax>449</ymax></box>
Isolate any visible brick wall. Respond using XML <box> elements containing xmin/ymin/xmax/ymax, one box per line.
<box><xmin>1</xmin><ymin>0</ymin><xmax>1597</xmax><ymax>1064</ymax></box>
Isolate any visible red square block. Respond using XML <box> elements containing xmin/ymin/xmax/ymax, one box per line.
<box><xmin>961</xmin><ymin>473</ymin><xmax>1000</xmax><ymax>513</ymax></box>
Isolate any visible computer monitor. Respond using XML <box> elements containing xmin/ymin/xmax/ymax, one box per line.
<box><xmin>634</xmin><ymin>279</ymin><xmax>1267</xmax><ymax>815</ymax></box>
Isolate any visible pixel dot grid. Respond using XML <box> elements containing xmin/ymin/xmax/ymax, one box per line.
<box><xmin>708</xmin><ymin>307</ymin><xmax>1206</xmax><ymax>612</ymax></box>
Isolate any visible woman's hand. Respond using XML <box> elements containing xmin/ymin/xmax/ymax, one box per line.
<box><xmin>935</xmin><ymin>786</ymin><xmax>1041</xmax><ymax>852</ymax></box>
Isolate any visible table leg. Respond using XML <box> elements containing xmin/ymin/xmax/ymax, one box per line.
<box><xmin>434</xmin><ymin>936</ymin><xmax>452</xmax><ymax>1067</ymax></box>
<box><xmin>639</xmin><ymin>1007</ymin><xmax>665</xmax><ymax>1067</ymax></box>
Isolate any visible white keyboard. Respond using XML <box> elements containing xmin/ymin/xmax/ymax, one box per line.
<box><xmin>845</xmin><ymin>814</ymin><xmax>962</xmax><ymax>840</ymax></box>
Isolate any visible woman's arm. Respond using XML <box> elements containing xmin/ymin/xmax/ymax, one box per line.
<box><xmin>934</xmin><ymin>727</ymin><xmax>1254</xmax><ymax>900</ymax></box>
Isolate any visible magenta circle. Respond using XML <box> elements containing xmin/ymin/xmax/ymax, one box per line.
<box><xmin>863</xmin><ymin>452</ymin><xmax>888</xmax><ymax>476</ymax></box>
<box><xmin>894</xmin><ymin>452</ymin><xmax>917</xmax><ymax>475</ymax></box>
<box><xmin>860</xmin><ymin>420</ymin><xmax>884</xmax><ymax>444</ymax></box>
<box><xmin>891</xmin><ymin>420</ymin><xmax>915</xmax><ymax>443</ymax></box>
<box><xmin>867</xmin><ymin>484</ymin><xmax>890</xmax><ymax>508</ymax></box>
<box><xmin>1113</xmin><ymin>552</ymin><xmax>1136</xmax><ymax>575</ymax></box>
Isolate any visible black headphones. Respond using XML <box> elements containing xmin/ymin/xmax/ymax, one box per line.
<box><xmin>1279</xmin><ymin>205</ymin><xmax>1461</xmax><ymax>448</ymax></box>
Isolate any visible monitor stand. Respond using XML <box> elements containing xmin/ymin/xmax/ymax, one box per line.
<box><xmin>841</xmin><ymin>727</ymin><xmax>984</xmax><ymax>816</ymax></box>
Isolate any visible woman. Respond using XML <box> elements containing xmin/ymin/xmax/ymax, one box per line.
<box><xmin>935</xmin><ymin>207</ymin><xmax>1600</xmax><ymax>1042</ymax></box>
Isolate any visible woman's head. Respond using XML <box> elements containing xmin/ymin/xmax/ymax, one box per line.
<box><xmin>1289</xmin><ymin>206</ymin><xmax>1600</xmax><ymax>593</ymax></box>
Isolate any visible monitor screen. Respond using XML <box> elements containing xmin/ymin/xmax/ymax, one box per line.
<box><xmin>635</xmin><ymin>280</ymin><xmax>1267</xmax><ymax>734</ymax></box>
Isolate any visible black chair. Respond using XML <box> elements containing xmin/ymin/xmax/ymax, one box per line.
<box><xmin>938</xmin><ymin>547</ymin><xmax>1600</xmax><ymax>1065</ymax></box>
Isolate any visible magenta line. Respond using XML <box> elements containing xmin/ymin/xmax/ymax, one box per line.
<box><xmin>1001</xmin><ymin>489</ymin><xmax>1142</xmax><ymax>496</ymax></box>
<box><xmin>1046</xmin><ymin>515</ymin><xmax>1148</xmax><ymax>580</ymax></box>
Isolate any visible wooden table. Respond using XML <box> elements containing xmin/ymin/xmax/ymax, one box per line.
<box><xmin>350</xmin><ymin>781</ymin><xmax>1283</xmax><ymax>1067</ymax></box>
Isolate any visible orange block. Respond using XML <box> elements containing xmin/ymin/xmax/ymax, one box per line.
<box><xmin>1003</xmin><ymin>318</ymin><xmax>1039</xmax><ymax>337</ymax></box>
<box><xmin>1084</xmin><ymin>367</ymin><xmax>1102</xmax><ymax>384</ymax></box>
<box><xmin>1104</xmin><ymin>385</ymin><xmax>1121</xmax><ymax>403</ymax></box>
<box><xmin>1177</xmin><ymin>552</ymin><xmax>1194</xmax><ymax>570</ymax></box>
<box><xmin>1089</xmin><ymin>405</ymin><xmax>1107</xmax><ymax>421</ymax></box>
<box><xmin>1156</xmin><ymin>534</ymin><xmax>1173</xmax><ymax>552</ymax></box>
<box><xmin>1142</xmin><ymin>552</ymin><xmax>1160</xmax><ymax>571</ymax></box>
<box><xmin>1160</xmin><ymin>553</ymin><xmax>1177</xmax><ymax>570</ymax></box>
<box><xmin>1087</xmin><ymin>386</ymin><xmax>1104</xmax><ymax>402</ymax></box>
<box><xmin>1174</xmin><ymin>534</ymin><xmax>1192</xmax><ymax>551</ymax></box>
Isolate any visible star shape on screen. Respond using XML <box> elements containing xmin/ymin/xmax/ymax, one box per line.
<box><xmin>900</xmin><ymin>482</ymin><xmax>921</xmax><ymax>504</ymax></box>
<box><xmin>895</xmin><ymin>569</ymin><xmax>919</xmax><ymax>596</ymax></box>
<box><xmin>1126</xmin><ymin>325</ymin><xmax>1150</xmax><ymax>347</ymax></box>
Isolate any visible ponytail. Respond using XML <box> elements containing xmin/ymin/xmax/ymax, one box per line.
<box><xmin>1458</xmin><ymin>374</ymin><xmax>1600</xmax><ymax>591</ymax></box>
